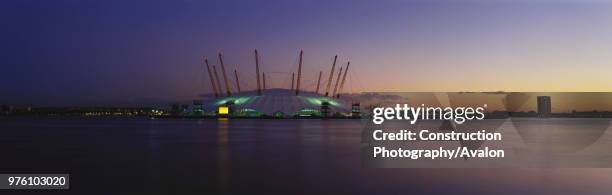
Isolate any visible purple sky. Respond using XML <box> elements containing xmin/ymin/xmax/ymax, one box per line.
<box><xmin>2</xmin><ymin>0</ymin><xmax>612</xmax><ymax>106</ymax></box>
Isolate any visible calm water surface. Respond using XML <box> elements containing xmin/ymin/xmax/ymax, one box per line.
<box><xmin>1</xmin><ymin>117</ymin><xmax>611</xmax><ymax>194</ymax></box>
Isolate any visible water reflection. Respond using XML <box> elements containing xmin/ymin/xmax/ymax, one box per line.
<box><xmin>1</xmin><ymin>118</ymin><xmax>612</xmax><ymax>194</ymax></box>
<box><xmin>217</xmin><ymin>119</ymin><xmax>230</xmax><ymax>194</ymax></box>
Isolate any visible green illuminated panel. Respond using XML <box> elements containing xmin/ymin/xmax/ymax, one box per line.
<box><xmin>236</xmin><ymin>108</ymin><xmax>264</xmax><ymax>117</ymax></box>
<box><xmin>214</xmin><ymin>96</ymin><xmax>258</xmax><ymax>106</ymax></box>
<box><xmin>298</xmin><ymin>96</ymin><xmax>340</xmax><ymax>107</ymax></box>
<box><xmin>293</xmin><ymin>108</ymin><xmax>322</xmax><ymax>117</ymax></box>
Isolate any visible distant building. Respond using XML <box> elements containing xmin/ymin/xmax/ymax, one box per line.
<box><xmin>351</xmin><ymin>103</ymin><xmax>361</xmax><ymax>118</ymax></box>
<box><xmin>537</xmin><ymin>96</ymin><xmax>551</xmax><ymax>117</ymax></box>
<box><xmin>1</xmin><ymin>105</ymin><xmax>15</xmax><ymax>115</ymax></box>
<box><xmin>0</xmin><ymin>105</ymin><xmax>11</xmax><ymax>115</ymax></box>
<box><xmin>192</xmin><ymin>100</ymin><xmax>204</xmax><ymax>116</ymax></box>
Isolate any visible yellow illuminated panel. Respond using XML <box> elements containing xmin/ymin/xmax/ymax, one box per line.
<box><xmin>218</xmin><ymin>106</ymin><xmax>229</xmax><ymax>115</ymax></box>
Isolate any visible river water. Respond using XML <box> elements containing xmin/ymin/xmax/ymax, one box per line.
<box><xmin>1</xmin><ymin>117</ymin><xmax>612</xmax><ymax>194</ymax></box>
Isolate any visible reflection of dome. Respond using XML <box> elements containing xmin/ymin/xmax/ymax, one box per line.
<box><xmin>203</xmin><ymin>88</ymin><xmax>352</xmax><ymax>116</ymax></box>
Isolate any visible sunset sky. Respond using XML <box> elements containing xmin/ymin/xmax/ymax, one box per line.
<box><xmin>3</xmin><ymin>0</ymin><xmax>612</xmax><ymax>106</ymax></box>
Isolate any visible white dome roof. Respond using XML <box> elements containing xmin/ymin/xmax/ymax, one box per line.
<box><xmin>203</xmin><ymin>88</ymin><xmax>353</xmax><ymax>115</ymax></box>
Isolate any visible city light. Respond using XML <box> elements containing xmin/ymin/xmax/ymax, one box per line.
<box><xmin>218</xmin><ymin>106</ymin><xmax>229</xmax><ymax>115</ymax></box>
